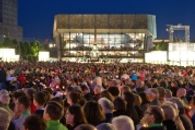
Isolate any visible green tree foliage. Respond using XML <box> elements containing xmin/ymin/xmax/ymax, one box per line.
<box><xmin>153</xmin><ymin>40</ymin><xmax>168</xmax><ymax>50</ymax></box>
<box><xmin>20</xmin><ymin>41</ymin><xmax>41</xmax><ymax>61</ymax></box>
<box><xmin>0</xmin><ymin>38</ymin><xmax>47</xmax><ymax>61</ymax></box>
<box><xmin>0</xmin><ymin>37</ymin><xmax>18</xmax><ymax>48</ymax></box>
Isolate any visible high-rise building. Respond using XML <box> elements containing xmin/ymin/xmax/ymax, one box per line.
<box><xmin>0</xmin><ymin>0</ymin><xmax>22</xmax><ymax>41</ymax></box>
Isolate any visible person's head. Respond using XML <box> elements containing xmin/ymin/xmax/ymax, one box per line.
<box><xmin>0</xmin><ymin>108</ymin><xmax>11</xmax><ymax>130</ymax></box>
<box><xmin>43</xmin><ymin>101</ymin><xmax>64</xmax><ymax>121</ymax></box>
<box><xmin>113</xmin><ymin>97</ymin><xmax>126</xmax><ymax>111</ymax></box>
<box><xmin>94</xmin><ymin>77</ymin><xmax>102</xmax><ymax>87</ymax></box>
<box><xmin>161</xmin><ymin>104</ymin><xmax>177</xmax><ymax>121</ymax></box>
<box><xmin>98</xmin><ymin>98</ymin><xmax>114</xmax><ymax>114</ymax></box>
<box><xmin>169</xmin><ymin>97</ymin><xmax>185</xmax><ymax>115</ymax></box>
<box><xmin>0</xmin><ymin>90</ymin><xmax>10</xmax><ymax>105</ymax></box>
<box><xmin>134</xmin><ymin>94</ymin><xmax>142</xmax><ymax>106</ymax></box>
<box><xmin>108</xmin><ymin>87</ymin><xmax>119</xmax><ymax>98</ymax></box>
<box><xmin>50</xmin><ymin>96</ymin><xmax>64</xmax><ymax>107</ymax></box>
<box><xmin>24</xmin><ymin>88</ymin><xmax>36</xmax><ymax>103</ymax></box>
<box><xmin>176</xmin><ymin>88</ymin><xmax>186</xmax><ymax>98</ymax></box>
<box><xmin>15</xmin><ymin>95</ymin><xmax>30</xmax><ymax>114</ymax></box>
<box><xmin>42</xmin><ymin>90</ymin><xmax>51</xmax><ymax>102</ymax></box>
<box><xmin>101</xmin><ymin>90</ymin><xmax>114</xmax><ymax>102</ymax></box>
<box><xmin>24</xmin><ymin>115</ymin><xmax>46</xmax><ymax>130</ymax></box>
<box><xmin>93</xmin><ymin>85</ymin><xmax>102</xmax><ymax>95</ymax></box>
<box><xmin>97</xmin><ymin>123</ymin><xmax>116</xmax><ymax>130</ymax></box>
<box><xmin>84</xmin><ymin>101</ymin><xmax>105</xmax><ymax>126</ymax></box>
<box><xmin>123</xmin><ymin>91</ymin><xmax>135</xmax><ymax>105</ymax></box>
<box><xmin>67</xmin><ymin>91</ymin><xmax>81</xmax><ymax>106</ymax></box>
<box><xmin>157</xmin><ymin>87</ymin><xmax>166</xmax><ymax>103</ymax></box>
<box><xmin>12</xmin><ymin>91</ymin><xmax>26</xmax><ymax>104</ymax></box>
<box><xmin>145</xmin><ymin>88</ymin><xmax>159</xmax><ymax>102</ymax></box>
<box><xmin>80</xmin><ymin>83</ymin><xmax>90</xmax><ymax>95</ymax></box>
<box><xmin>165</xmin><ymin>89</ymin><xmax>172</xmax><ymax>99</ymax></box>
<box><xmin>139</xmin><ymin>92</ymin><xmax>149</xmax><ymax>105</ymax></box>
<box><xmin>65</xmin><ymin>105</ymin><xmax>87</xmax><ymax>126</ymax></box>
<box><xmin>141</xmin><ymin>105</ymin><xmax>165</xmax><ymax>126</ymax></box>
<box><xmin>33</xmin><ymin>91</ymin><xmax>47</xmax><ymax>108</ymax></box>
<box><xmin>74</xmin><ymin>124</ymin><xmax>97</xmax><ymax>130</ymax></box>
<box><xmin>112</xmin><ymin>116</ymin><xmax>135</xmax><ymax>130</ymax></box>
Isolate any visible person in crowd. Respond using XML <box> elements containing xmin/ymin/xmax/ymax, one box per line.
<box><xmin>80</xmin><ymin>83</ymin><xmax>93</xmax><ymax>101</ymax></box>
<box><xmin>0</xmin><ymin>108</ymin><xmax>12</xmax><ymax>130</ymax></box>
<box><xmin>93</xmin><ymin>85</ymin><xmax>102</xmax><ymax>101</ymax></box>
<box><xmin>176</xmin><ymin>88</ymin><xmax>188</xmax><ymax>104</ymax></box>
<box><xmin>0</xmin><ymin>89</ymin><xmax>12</xmax><ymax>112</ymax></box>
<box><xmin>134</xmin><ymin>94</ymin><xmax>144</xmax><ymax>119</ymax></box>
<box><xmin>100</xmin><ymin>90</ymin><xmax>114</xmax><ymax>102</ymax></box>
<box><xmin>165</xmin><ymin>89</ymin><xmax>172</xmax><ymax>99</ymax></box>
<box><xmin>74</xmin><ymin>124</ymin><xmax>97</xmax><ymax>130</ymax></box>
<box><xmin>161</xmin><ymin>104</ymin><xmax>177</xmax><ymax>130</ymax></box>
<box><xmin>113</xmin><ymin>97</ymin><xmax>126</xmax><ymax>117</ymax></box>
<box><xmin>23</xmin><ymin>115</ymin><xmax>46</xmax><ymax>130</ymax></box>
<box><xmin>96</xmin><ymin>123</ymin><xmax>116</xmax><ymax>130</ymax></box>
<box><xmin>43</xmin><ymin>101</ymin><xmax>68</xmax><ymax>130</ymax></box>
<box><xmin>12</xmin><ymin>95</ymin><xmax>31</xmax><ymax>130</ymax></box>
<box><xmin>84</xmin><ymin>101</ymin><xmax>105</xmax><ymax>126</ymax></box>
<box><xmin>163</xmin><ymin>101</ymin><xmax>185</xmax><ymax>130</ymax></box>
<box><xmin>67</xmin><ymin>90</ymin><xmax>82</xmax><ymax>106</ymax></box>
<box><xmin>33</xmin><ymin>91</ymin><xmax>47</xmax><ymax>118</ymax></box>
<box><xmin>24</xmin><ymin>88</ymin><xmax>36</xmax><ymax>113</ymax></box>
<box><xmin>189</xmin><ymin>95</ymin><xmax>195</xmax><ymax>129</ymax></box>
<box><xmin>157</xmin><ymin>87</ymin><xmax>166</xmax><ymax>104</ymax></box>
<box><xmin>123</xmin><ymin>91</ymin><xmax>139</xmax><ymax>125</ymax></box>
<box><xmin>65</xmin><ymin>105</ymin><xmax>87</xmax><ymax>130</ymax></box>
<box><xmin>140</xmin><ymin>105</ymin><xmax>166</xmax><ymax>130</ymax></box>
<box><xmin>112</xmin><ymin>115</ymin><xmax>135</xmax><ymax>130</ymax></box>
<box><xmin>139</xmin><ymin>92</ymin><xmax>150</xmax><ymax>113</ymax></box>
<box><xmin>145</xmin><ymin>88</ymin><xmax>161</xmax><ymax>106</ymax></box>
<box><xmin>0</xmin><ymin>63</ymin><xmax>7</xmax><ymax>90</ymax></box>
<box><xmin>107</xmin><ymin>87</ymin><xmax>119</xmax><ymax>99</ymax></box>
<box><xmin>98</xmin><ymin>97</ymin><xmax>114</xmax><ymax>123</ymax></box>
<box><xmin>0</xmin><ymin>62</ymin><xmax>194</xmax><ymax>130</ymax></box>
<box><xmin>170</xmin><ymin>97</ymin><xmax>194</xmax><ymax>130</ymax></box>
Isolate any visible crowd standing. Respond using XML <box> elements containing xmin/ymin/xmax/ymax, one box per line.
<box><xmin>0</xmin><ymin>62</ymin><xmax>195</xmax><ymax>130</ymax></box>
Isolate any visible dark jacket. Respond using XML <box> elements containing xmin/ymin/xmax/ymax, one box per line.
<box><xmin>163</xmin><ymin>120</ymin><xmax>177</xmax><ymax>130</ymax></box>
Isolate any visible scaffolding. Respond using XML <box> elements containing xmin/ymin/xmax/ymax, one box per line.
<box><xmin>166</xmin><ymin>24</ymin><xmax>190</xmax><ymax>43</ymax></box>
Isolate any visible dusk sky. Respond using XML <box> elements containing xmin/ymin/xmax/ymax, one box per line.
<box><xmin>18</xmin><ymin>0</ymin><xmax>195</xmax><ymax>41</ymax></box>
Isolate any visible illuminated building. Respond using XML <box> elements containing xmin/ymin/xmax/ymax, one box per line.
<box><xmin>0</xmin><ymin>0</ymin><xmax>22</xmax><ymax>41</ymax></box>
<box><xmin>53</xmin><ymin>14</ymin><xmax>156</xmax><ymax>63</ymax></box>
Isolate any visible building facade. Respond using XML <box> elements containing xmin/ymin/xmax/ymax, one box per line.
<box><xmin>0</xmin><ymin>0</ymin><xmax>22</xmax><ymax>41</ymax></box>
<box><xmin>53</xmin><ymin>14</ymin><xmax>156</xmax><ymax>63</ymax></box>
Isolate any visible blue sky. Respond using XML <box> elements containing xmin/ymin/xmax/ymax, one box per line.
<box><xmin>18</xmin><ymin>0</ymin><xmax>195</xmax><ymax>40</ymax></box>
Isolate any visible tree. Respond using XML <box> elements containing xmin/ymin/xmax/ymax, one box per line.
<box><xmin>20</xmin><ymin>40</ymin><xmax>41</xmax><ymax>61</ymax></box>
<box><xmin>153</xmin><ymin>40</ymin><xmax>168</xmax><ymax>51</ymax></box>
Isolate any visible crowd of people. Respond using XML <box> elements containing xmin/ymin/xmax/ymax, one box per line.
<box><xmin>0</xmin><ymin>62</ymin><xmax>195</xmax><ymax>130</ymax></box>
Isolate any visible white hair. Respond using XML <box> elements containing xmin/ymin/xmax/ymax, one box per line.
<box><xmin>112</xmin><ymin>116</ymin><xmax>135</xmax><ymax>130</ymax></box>
<box><xmin>98</xmin><ymin>98</ymin><xmax>114</xmax><ymax>113</ymax></box>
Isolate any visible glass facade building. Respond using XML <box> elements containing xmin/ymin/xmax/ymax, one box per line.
<box><xmin>0</xmin><ymin>0</ymin><xmax>22</xmax><ymax>41</ymax></box>
<box><xmin>53</xmin><ymin>14</ymin><xmax>157</xmax><ymax>63</ymax></box>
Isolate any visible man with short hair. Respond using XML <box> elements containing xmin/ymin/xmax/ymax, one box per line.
<box><xmin>43</xmin><ymin>101</ymin><xmax>68</xmax><ymax>130</ymax></box>
<box><xmin>13</xmin><ymin>95</ymin><xmax>31</xmax><ymax>130</ymax></box>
